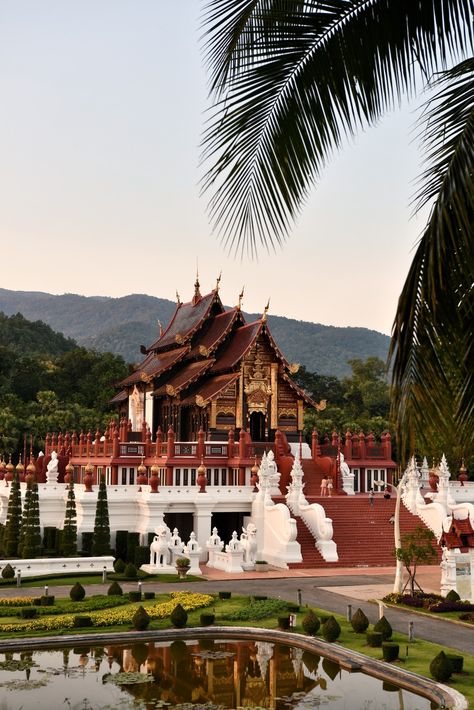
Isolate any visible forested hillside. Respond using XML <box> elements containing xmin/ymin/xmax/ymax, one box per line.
<box><xmin>0</xmin><ymin>288</ymin><xmax>390</xmax><ymax>377</ymax></box>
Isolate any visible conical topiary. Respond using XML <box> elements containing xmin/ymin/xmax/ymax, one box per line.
<box><xmin>132</xmin><ymin>606</ymin><xmax>150</xmax><ymax>631</ymax></box>
<box><xmin>429</xmin><ymin>651</ymin><xmax>453</xmax><ymax>682</ymax></box>
<box><xmin>61</xmin><ymin>481</ymin><xmax>77</xmax><ymax>556</ymax></box>
<box><xmin>70</xmin><ymin>582</ymin><xmax>86</xmax><ymax>601</ymax></box>
<box><xmin>124</xmin><ymin>563</ymin><xmax>138</xmax><ymax>579</ymax></box>
<box><xmin>321</xmin><ymin>616</ymin><xmax>341</xmax><ymax>642</ymax></box>
<box><xmin>4</xmin><ymin>473</ymin><xmax>22</xmax><ymax>558</ymax></box>
<box><xmin>351</xmin><ymin>608</ymin><xmax>369</xmax><ymax>633</ymax></box>
<box><xmin>445</xmin><ymin>589</ymin><xmax>461</xmax><ymax>602</ymax></box>
<box><xmin>114</xmin><ymin>558</ymin><xmax>126</xmax><ymax>573</ymax></box>
<box><xmin>19</xmin><ymin>482</ymin><xmax>41</xmax><ymax>559</ymax></box>
<box><xmin>108</xmin><ymin>581</ymin><xmax>123</xmax><ymax>596</ymax></box>
<box><xmin>373</xmin><ymin>615</ymin><xmax>392</xmax><ymax>641</ymax></box>
<box><xmin>1</xmin><ymin>563</ymin><xmax>15</xmax><ymax>579</ymax></box>
<box><xmin>170</xmin><ymin>603</ymin><xmax>188</xmax><ymax>628</ymax></box>
<box><xmin>302</xmin><ymin>610</ymin><xmax>320</xmax><ymax>636</ymax></box>
<box><xmin>92</xmin><ymin>474</ymin><xmax>111</xmax><ymax>555</ymax></box>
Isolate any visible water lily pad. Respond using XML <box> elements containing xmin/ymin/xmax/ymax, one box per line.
<box><xmin>103</xmin><ymin>671</ymin><xmax>154</xmax><ymax>685</ymax></box>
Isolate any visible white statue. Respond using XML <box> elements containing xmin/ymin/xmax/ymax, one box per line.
<box><xmin>149</xmin><ymin>525</ymin><xmax>171</xmax><ymax>566</ymax></box>
<box><xmin>46</xmin><ymin>451</ymin><xmax>59</xmax><ymax>484</ymax></box>
<box><xmin>206</xmin><ymin>527</ymin><xmax>223</xmax><ymax>550</ymax></box>
<box><xmin>226</xmin><ymin>531</ymin><xmax>242</xmax><ymax>552</ymax></box>
<box><xmin>240</xmin><ymin>523</ymin><xmax>258</xmax><ymax>564</ymax></box>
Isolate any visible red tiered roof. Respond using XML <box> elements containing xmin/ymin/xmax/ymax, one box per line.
<box><xmin>180</xmin><ymin>372</ymin><xmax>240</xmax><ymax>406</ymax></box>
<box><xmin>187</xmin><ymin>308</ymin><xmax>242</xmax><ymax>359</ymax></box>
<box><xmin>147</xmin><ymin>291</ymin><xmax>220</xmax><ymax>352</ymax></box>
<box><xmin>119</xmin><ymin>347</ymin><xmax>189</xmax><ymax>386</ymax></box>
<box><xmin>153</xmin><ymin>359</ymin><xmax>215</xmax><ymax>396</ymax></box>
<box><xmin>211</xmin><ymin>321</ymin><xmax>262</xmax><ymax>373</ymax></box>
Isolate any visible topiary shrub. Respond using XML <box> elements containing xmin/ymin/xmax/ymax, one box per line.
<box><xmin>374</xmin><ymin>615</ymin><xmax>392</xmax><ymax>640</ymax></box>
<box><xmin>445</xmin><ymin>589</ymin><xmax>461</xmax><ymax>603</ymax></box>
<box><xmin>382</xmin><ymin>642</ymin><xmax>399</xmax><ymax>662</ymax></box>
<box><xmin>132</xmin><ymin>606</ymin><xmax>150</xmax><ymax>631</ymax></box>
<box><xmin>114</xmin><ymin>558</ymin><xmax>126</xmax><ymax>574</ymax></box>
<box><xmin>200</xmin><ymin>613</ymin><xmax>215</xmax><ymax>626</ymax></box>
<box><xmin>124</xmin><ymin>563</ymin><xmax>138</xmax><ymax>579</ymax></box>
<box><xmin>73</xmin><ymin>615</ymin><xmax>93</xmax><ymax>628</ymax></box>
<box><xmin>33</xmin><ymin>598</ymin><xmax>42</xmax><ymax>606</ymax></box>
<box><xmin>134</xmin><ymin>545</ymin><xmax>150</xmax><ymax>569</ymax></box>
<box><xmin>446</xmin><ymin>654</ymin><xmax>464</xmax><ymax>673</ymax></box>
<box><xmin>278</xmin><ymin>616</ymin><xmax>290</xmax><ymax>630</ymax></box>
<box><xmin>170</xmin><ymin>603</ymin><xmax>188</xmax><ymax>628</ymax></box>
<box><xmin>70</xmin><ymin>582</ymin><xmax>86</xmax><ymax>602</ymax></box>
<box><xmin>321</xmin><ymin>616</ymin><xmax>341</xmax><ymax>642</ymax></box>
<box><xmin>430</xmin><ymin>651</ymin><xmax>453</xmax><ymax>682</ymax></box>
<box><xmin>131</xmin><ymin>643</ymin><xmax>148</xmax><ymax>666</ymax></box>
<box><xmin>108</xmin><ymin>581</ymin><xmax>123</xmax><ymax>596</ymax></box>
<box><xmin>351</xmin><ymin>608</ymin><xmax>369</xmax><ymax>633</ymax></box>
<box><xmin>20</xmin><ymin>607</ymin><xmax>37</xmax><ymax>619</ymax></box>
<box><xmin>366</xmin><ymin>631</ymin><xmax>383</xmax><ymax>647</ymax></box>
<box><xmin>144</xmin><ymin>591</ymin><xmax>155</xmax><ymax>600</ymax></box>
<box><xmin>128</xmin><ymin>591</ymin><xmax>142</xmax><ymax>602</ymax></box>
<box><xmin>218</xmin><ymin>591</ymin><xmax>231</xmax><ymax>599</ymax></box>
<box><xmin>40</xmin><ymin>595</ymin><xmax>55</xmax><ymax>606</ymax></box>
<box><xmin>254</xmin><ymin>595</ymin><xmax>267</xmax><ymax>601</ymax></box>
<box><xmin>1</xmin><ymin>563</ymin><xmax>15</xmax><ymax>579</ymax></box>
<box><xmin>302</xmin><ymin>610</ymin><xmax>320</xmax><ymax>636</ymax></box>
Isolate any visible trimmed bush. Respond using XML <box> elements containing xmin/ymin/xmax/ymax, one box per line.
<box><xmin>366</xmin><ymin>631</ymin><xmax>383</xmax><ymax>647</ymax></box>
<box><xmin>134</xmin><ymin>545</ymin><xmax>150</xmax><ymax>569</ymax></box>
<box><xmin>200</xmin><ymin>613</ymin><xmax>215</xmax><ymax>626</ymax></box>
<box><xmin>81</xmin><ymin>531</ymin><xmax>93</xmax><ymax>555</ymax></box>
<box><xmin>302</xmin><ymin>610</ymin><xmax>320</xmax><ymax>636</ymax></box>
<box><xmin>127</xmin><ymin>532</ymin><xmax>140</xmax><ymax>565</ymax></box>
<box><xmin>33</xmin><ymin>598</ymin><xmax>42</xmax><ymax>606</ymax></box>
<box><xmin>382</xmin><ymin>643</ymin><xmax>399</xmax><ymax>662</ymax></box>
<box><xmin>351</xmin><ymin>608</ymin><xmax>369</xmax><ymax>633</ymax></box>
<box><xmin>114</xmin><ymin>559</ymin><xmax>126</xmax><ymax>574</ymax></box>
<box><xmin>73</xmin><ymin>615</ymin><xmax>93</xmax><ymax>628</ymax></box>
<box><xmin>132</xmin><ymin>643</ymin><xmax>148</xmax><ymax>666</ymax></box>
<box><xmin>115</xmin><ymin>531</ymin><xmax>128</xmax><ymax>562</ymax></box>
<box><xmin>321</xmin><ymin>616</ymin><xmax>341</xmax><ymax>642</ymax></box>
<box><xmin>70</xmin><ymin>582</ymin><xmax>86</xmax><ymax>602</ymax></box>
<box><xmin>128</xmin><ymin>591</ymin><xmax>142</xmax><ymax>602</ymax></box>
<box><xmin>1</xmin><ymin>564</ymin><xmax>15</xmax><ymax>579</ymax></box>
<box><xmin>374</xmin><ymin>615</ymin><xmax>392</xmax><ymax>640</ymax></box>
<box><xmin>20</xmin><ymin>607</ymin><xmax>37</xmax><ymax>619</ymax></box>
<box><xmin>42</xmin><ymin>526</ymin><xmax>60</xmax><ymax>555</ymax></box>
<box><xmin>132</xmin><ymin>606</ymin><xmax>150</xmax><ymax>631</ymax></box>
<box><xmin>107</xmin><ymin>581</ymin><xmax>123</xmax><ymax>596</ymax></box>
<box><xmin>278</xmin><ymin>616</ymin><xmax>290</xmax><ymax>630</ymax></box>
<box><xmin>218</xmin><ymin>591</ymin><xmax>231</xmax><ymax>599</ymax></box>
<box><xmin>430</xmin><ymin>651</ymin><xmax>453</xmax><ymax>682</ymax></box>
<box><xmin>170</xmin><ymin>603</ymin><xmax>188</xmax><ymax>628</ymax></box>
<box><xmin>254</xmin><ymin>595</ymin><xmax>267</xmax><ymax>601</ymax></box>
<box><xmin>40</xmin><ymin>595</ymin><xmax>55</xmax><ymax>606</ymax></box>
<box><xmin>144</xmin><ymin>591</ymin><xmax>155</xmax><ymax>600</ymax></box>
<box><xmin>445</xmin><ymin>589</ymin><xmax>461</xmax><ymax>603</ymax></box>
<box><xmin>446</xmin><ymin>654</ymin><xmax>464</xmax><ymax>673</ymax></box>
<box><xmin>124</xmin><ymin>563</ymin><xmax>138</xmax><ymax>579</ymax></box>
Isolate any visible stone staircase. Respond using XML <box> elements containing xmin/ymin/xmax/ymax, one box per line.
<box><xmin>282</xmin><ymin>496</ymin><xmax>440</xmax><ymax>569</ymax></box>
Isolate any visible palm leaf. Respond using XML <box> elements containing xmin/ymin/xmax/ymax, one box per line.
<box><xmin>389</xmin><ymin>58</ymin><xmax>474</xmax><ymax>463</ymax></box>
<box><xmin>201</xmin><ymin>0</ymin><xmax>472</xmax><ymax>254</ymax></box>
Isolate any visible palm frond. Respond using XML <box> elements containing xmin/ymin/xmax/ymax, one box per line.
<box><xmin>389</xmin><ymin>58</ymin><xmax>474</xmax><ymax>463</ymax></box>
<box><xmin>201</xmin><ymin>0</ymin><xmax>472</xmax><ymax>254</ymax></box>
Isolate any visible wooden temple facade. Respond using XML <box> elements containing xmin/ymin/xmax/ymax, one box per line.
<box><xmin>111</xmin><ymin>279</ymin><xmax>315</xmax><ymax>445</ymax></box>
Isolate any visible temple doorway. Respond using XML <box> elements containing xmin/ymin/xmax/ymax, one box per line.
<box><xmin>164</xmin><ymin>513</ymin><xmax>193</xmax><ymax>543</ymax></box>
<box><xmin>211</xmin><ymin>511</ymin><xmax>246</xmax><ymax>545</ymax></box>
<box><xmin>249</xmin><ymin>412</ymin><xmax>265</xmax><ymax>442</ymax></box>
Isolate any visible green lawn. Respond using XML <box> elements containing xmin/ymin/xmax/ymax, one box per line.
<box><xmin>0</xmin><ymin>572</ymin><xmax>202</xmax><ymax>587</ymax></box>
<box><xmin>0</xmin><ymin>592</ymin><xmax>472</xmax><ymax>707</ymax></box>
<box><xmin>384</xmin><ymin>601</ymin><xmax>474</xmax><ymax>625</ymax></box>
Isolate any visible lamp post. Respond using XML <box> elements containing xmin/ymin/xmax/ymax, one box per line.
<box><xmin>374</xmin><ymin>472</ymin><xmax>407</xmax><ymax>594</ymax></box>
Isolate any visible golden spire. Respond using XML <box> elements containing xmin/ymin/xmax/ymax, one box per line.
<box><xmin>262</xmin><ymin>299</ymin><xmax>270</xmax><ymax>322</ymax></box>
<box><xmin>215</xmin><ymin>271</ymin><xmax>222</xmax><ymax>292</ymax></box>
<box><xmin>176</xmin><ymin>290</ymin><xmax>181</xmax><ymax>305</ymax></box>
<box><xmin>157</xmin><ymin>319</ymin><xmax>163</xmax><ymax>337</ymax></box>
<box><xmin>237</xmin><ymin>286</ymin><xmax>244</xmax><ymax>310</ymax></box>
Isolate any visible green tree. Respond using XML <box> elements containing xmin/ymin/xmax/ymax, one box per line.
<box><xmin>202</xmin><ymin>1</ymin><xmax>473</xmax><ymax>463</ymax></box>
<box><xmin>61</xmin><ymin>481</ymin><xmax>78</xmax><ymax>557</ymax></box>
<box><xmin>4</xmin><ymin>472</ymin><xmax>22</xmax><ymax>558</ymax></box>
<box><xmin>92</xmin><ymin>474</ymin><xmax>111</xmax><ymax>556</ymax></box>
<box><xmin>395</xmin><ymin>526</ymin><xmax>437</xmax><ymax>595</ymax></box>
<box><xmin>19</xmin><ymin>481</ymin><xmax>42</xmax><ymax>559</ymax></box>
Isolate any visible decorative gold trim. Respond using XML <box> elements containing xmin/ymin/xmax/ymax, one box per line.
<box><xmin>175</xmin><ymin>333</ymin><xmax>185</xmax><ymax>344</ymax></box>
<box><xmin>166</xmin><ymin>384</ymin><xmax>176</xmax><ymax>396</ymax></box>
<box><xmin>196</xmin><ymin>395</ymin><xmax>208</xmax><ymax>408</ymax></box>
<box><xmin>289</xmin><ymin>362</ymin><xmax>300</xmax><ymax>374</ymax></box>
<box><xmin>210</xmin><ymin>399</ymin><xmax>217</xmax><ymax>428</ymax></box>
<box><xmin>315</xmin><ymin>399</ymin><xmax>327</xmax><ymax>411</ymax></box>
<box><xmin>271</xmin><ymin>363</ymin><xmax>278</xmax><ymax>428</ymax></box>
<box><xmin>279</xmin><ymin>407</ymin><xmax>297</xmax><ymax>418</ymax></box>
<box><xmin>297</xmin><ymin>399</ymin><xmax>304</xmax><ymax>430</ymax></box>
<box><xmin>199</xmin><ymin>344</ymin><xmax>210</xmax><ymax>356</ymax></box>
<box><xmin>217</xmin><ymin>407</ymin><xmax>235</xmax><ymax>417</ymax></box>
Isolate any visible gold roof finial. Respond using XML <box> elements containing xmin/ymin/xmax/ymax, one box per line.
<box><xmin>157</xmin><ymin>319</ymin><xmax>163</xmax><ymax>337</ymax></box>
<box><xmin>215</xmin><ymin>271</ymin><xmax>222</xmax><ymax>292</ymax></box>
<box><xmin>237</xmin><ymin>286</ymin><xmax>244</xmax><ymax>310</ymax></box>
<box><xmin>176</xmin><ymin>290</ymin><xmax>181</xmax><ymax>305</ymax></box>
<box><xmin>262</xmin><ymin>299</ymin><xmax>270</xmax><ymax>322</ymax></box>
<box><xmin>192</xmin><ymin>266</ymin><xmax>202</xmax><ymax>305</ymax></box>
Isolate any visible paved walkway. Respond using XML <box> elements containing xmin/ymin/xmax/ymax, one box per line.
<box><xmin>4</xmin><ymin>564</ymin><xmax>473</xmax><ymax>655</ymax></box>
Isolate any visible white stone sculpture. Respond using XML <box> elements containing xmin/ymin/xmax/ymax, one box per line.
<box><xmin>226</xmin><ymin>531</ymin><xmax>242</xmax><ymax>552</ymax></box>
<box><xmin>183</xmin><ymin>531</ymin><xmax>202</xmax><ymax>576</ymax></box>
<box><xmin>440</xmin><ymin>548</ymin><xmax>458</xmax><ymax>596</ymax></box>
<box><xmin>46</xmin><ymin>451</ymin><xmax>59</xmax><ymax>484</ymax></box>
<box><xmin>266</xmin><ymin>450</ymin><xmax>281</xmax><ymax>495</ymax></box>
<box><xmin>339</xmin><ymin>452</ymin><xmax>355</xmax><ymax>496</ymax></box>
<box><xmin>240</xmin><ymin>523</ymin><xmax>258</xmax><ymax>565</ymax></box>
<box><xmin>206</xmin><ymin>526</ymin><xmax>224</xmax><ymax>551</ymax></box>
<box><xmin>149</xmin><ymin>525</ymin><xmax>171</xmax><ymax>566</ymax></box>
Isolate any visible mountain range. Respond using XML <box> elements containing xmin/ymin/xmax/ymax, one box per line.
<box><xmin>0</xmin><ymin>288</ymin><xmax>390</xmax><ymax>378</ymax></box>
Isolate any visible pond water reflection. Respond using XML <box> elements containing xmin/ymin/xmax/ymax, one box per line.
<box><xmin>0</xmin><ymin>638</ymin><xmax>433</xmax><ymax>710</ymax></box>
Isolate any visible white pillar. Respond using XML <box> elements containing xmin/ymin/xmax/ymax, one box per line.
<box><xmin>193</xmin><ymin>506</ymin><xmax>213</xmax><ymax>562</ymax></box>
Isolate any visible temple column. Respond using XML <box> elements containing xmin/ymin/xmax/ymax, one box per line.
<box><xmin>270</xmin><ymin>364</ymin><xmax>278</xmax><ymax>430</ymax></box>
<box><xmin>193</xmin><ymin>505</ymin><xmax>213</xmax><ymax>561</ymax></box>
<box><xmin>236</xmin><ymin>366</ymin><xmax>244</xmax><ymax>428</ymax></box>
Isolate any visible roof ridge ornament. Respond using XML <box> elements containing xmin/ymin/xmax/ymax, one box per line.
<box><xmin>192</xmin><ymin>269</ymin><xmax>202</xmax><ymax>305</ymax></box>
<box><xmin>237</xmin><ymin>286</ymin><xmax>244</xmax><ymax>310</ymax></box>
<box><xmin>262</xmin><ymin>299</ymin><xmax>270</xmax><ymax>322</ymax></box>
<box><xmin>215</xmin><ymin>271</ymin><xmax>222</xmax><ymax>292</ymax></box>
<box><xmin>176</xmin><ymin>290</ymin><xmax>181</xmax><ymax>305</ymax></box>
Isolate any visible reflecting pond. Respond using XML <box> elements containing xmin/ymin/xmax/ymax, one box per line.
<box><xmin>0</xmin><ymin>638</ymin><xmax>434</xmax><ymax>710</ymax></box>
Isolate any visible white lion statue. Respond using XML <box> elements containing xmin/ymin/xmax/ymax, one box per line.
<box><xmin>149</xmin><ymin>524</ymin><xmax>171</xmax><ymax>566</ymax></box>
<box><xmin>240</xmin><ymin>523</ymin><xmax>258</xmax><ymax>564</ymax></box>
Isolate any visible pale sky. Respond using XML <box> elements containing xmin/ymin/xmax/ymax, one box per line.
<box><xmin>0</xmin><ymin>0</ymin><xmax>430</xmax><ymax>335</ymax></box>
